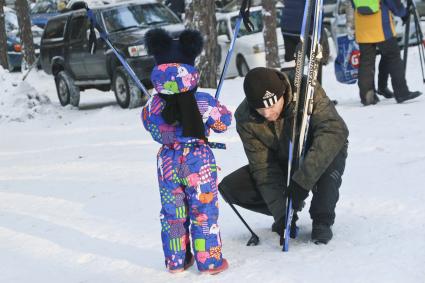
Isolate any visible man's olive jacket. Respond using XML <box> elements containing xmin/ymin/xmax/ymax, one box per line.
<box><xmin>235</xmin><ymin>72</ymin><xmax>349</xmax><ymax>221</ymax></box>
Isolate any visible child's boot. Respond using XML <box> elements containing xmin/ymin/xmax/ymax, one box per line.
<box><xmin>201</xmin><ymin>258</ymin><xmax>229</xmax><ymax>275</ymax></box>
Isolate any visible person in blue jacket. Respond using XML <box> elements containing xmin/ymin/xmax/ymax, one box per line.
<box><xmin>280</xmin><ymin>0</ymin><xmax>329</xmax><ymax>82</ymax></box>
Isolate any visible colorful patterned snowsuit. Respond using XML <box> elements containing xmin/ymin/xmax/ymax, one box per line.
<box><xmin>142</xmin><ymin>75</ymin><xmax>232</xmax><ymax>271</ymax></box>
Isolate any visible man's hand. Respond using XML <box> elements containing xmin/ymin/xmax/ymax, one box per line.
<box><xmin>289</xmin><ymin>182</ymin><xmax>309</xmax><ymax>211</ymax></box>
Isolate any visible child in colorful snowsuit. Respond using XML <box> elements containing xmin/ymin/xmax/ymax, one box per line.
<box><xmin>142</xmin><ymin>28</ymin><xmax>232</xmax><ymax>274</ymax></box>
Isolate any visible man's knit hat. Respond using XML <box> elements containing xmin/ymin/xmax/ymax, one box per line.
<box><xmin>243</xmin><ymin>67</ymin><xmax>288</xmax><ymax>109</ymax></box>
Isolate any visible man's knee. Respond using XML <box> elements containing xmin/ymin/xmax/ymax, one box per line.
<box><xmin>310</xmin><ymin>145</ymin><xmax>347</xmax><ymax>221</ymax></box>
<box><xmin>218</xmin><ymin>180</ymin><xmax>235</xmax><ymax>204</ymax></box>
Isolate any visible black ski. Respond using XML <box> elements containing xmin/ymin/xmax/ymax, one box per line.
<box><xmin>283</xmin><ymin>0</ymin><xmax>324</xmax><ymax>252</ymax></box>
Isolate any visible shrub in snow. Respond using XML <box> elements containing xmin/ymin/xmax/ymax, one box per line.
<box><xmin>0</xmin><ymin>67</ymin><xmax>55</xmax><ymax>123</ymax></box>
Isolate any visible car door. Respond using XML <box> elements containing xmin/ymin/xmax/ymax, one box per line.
<box><xmin>84</xmin><ymin>24</ymin><xmax>109</xmax><ymax>80</ymax></box>
<box><xmin>40</xmin><ymin>16</ymin><xmax>67</xmax><ymax>74</ymax></box>
<box><xmin>67</xmin><ymin>16</ymin><xmax>90</xmax><ymax>79</ymax></box>
<box><xmin>216</xmin><ymin>18</ymin><xmax>238</xmax><ymax>78</ymax></box>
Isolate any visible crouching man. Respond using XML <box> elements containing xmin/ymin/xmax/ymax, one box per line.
<box><xmin>219</xmin><ymin>67</ymin><xmax>349</xmax><ymax>245</ymax></box>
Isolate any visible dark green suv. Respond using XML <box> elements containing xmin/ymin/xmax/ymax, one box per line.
<box><xmin>40</xmin><ymin>0</ymin><xmax>184</xmax><ymax>109</ymax></box>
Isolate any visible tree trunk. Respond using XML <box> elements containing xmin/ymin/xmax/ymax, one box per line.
<box><xmin>16</xmin><ymin>0</ymin><xmax>36</xmax><ymax>66</ymax></box>
<box><xmin>184</xmin><ymin>0</ymin><xmax>194</xmax><ymax>27</ymax></box>
<box><xmin>0</xmin><ymin>0</ymin><xmax>9</xmax><ymax>69</ymax></box>
<box><xmin>185</xmin><ymin>0</ymin><xmax>218</xmax><ymax>88</ymax></box>
<box><xmin>261</xmin><ymin>0</ymin><xmax>280</xmax><ymax>68</ymax></box>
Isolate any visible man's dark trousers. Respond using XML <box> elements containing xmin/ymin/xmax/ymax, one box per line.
<box><xmin>358</xmin><ymin>36</ymin><xmax>409</xmax><ymax>102</ymax></box>
<box><xmin>218</xmin><ymin>147</ymin><xmax>347</xmax><ymax>226</ymax></box>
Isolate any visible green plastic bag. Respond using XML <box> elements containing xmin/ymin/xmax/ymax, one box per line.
<box><xmin>353</xmin><ymin>0</ymin><xmax>380</xmax><ymax>15</ymax></box>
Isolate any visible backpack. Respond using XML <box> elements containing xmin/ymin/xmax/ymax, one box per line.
<box><xmin>352</xmin><ymin>0</ymin><xmax>380</xmax><ymax>15</ymax></box>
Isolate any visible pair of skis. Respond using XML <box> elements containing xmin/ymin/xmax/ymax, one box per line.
<box><xmin>283</xmin><ymin>0</ymin><xmax>324</xmax><ymax>252</ymax></box>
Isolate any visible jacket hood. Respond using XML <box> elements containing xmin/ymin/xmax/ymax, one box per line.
<box><xmin>151</xmin><ymin>63</ymin><xmax>199</xmax><ymax>95</ymax></box>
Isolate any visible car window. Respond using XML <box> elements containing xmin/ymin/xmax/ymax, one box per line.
<box><xmin>43</xmin><ymin>18</ymin><xmax>67</xmax><ymax>39</ymax></box>
<box><xmin>276</xmin><ymin>7</ymin><xmax>283</xmax><ymax>26</ymax></box>
<box><xmin>4</xmin><ymin>11</ymin><xmax>19</xmax><ymax>32</ymax></box>
<box><xmin>230</xmin><ymin>8</ymin><xmax>283</xmax><ymax>37</ymax></box>
<box><xmin>69</xmin><ymin>17</ymin><xmax>89</xmax><ymax>41</ymax></box>
<box><xmin>31</xmin><ymin>0</ymin><xmax>57</xmax><ymax>14</ymax></box>
<box><xmin>102</xmin><ymin>3</ymin><xmax>181</xmax><ymax>33</ymax></box>
<box><xmin>218</xmin><ymin>20</ymin><xmax>229</xmax><ymax>36</ymax></box>
<box><xmin>230</xmin><ymin>10</ymin><xmax>263</xmax><ymax>36</ymax></box>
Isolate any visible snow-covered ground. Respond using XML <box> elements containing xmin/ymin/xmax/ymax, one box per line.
<box><xmin>1</xmin><ymin>48</ymin><xmax>425</xmax><ymax>283</ymax></box>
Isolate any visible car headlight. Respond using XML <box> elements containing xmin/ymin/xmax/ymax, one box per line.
<box><xmin>253</xmin><ymin>43</ymin><xmax>265</xmax><ymax>54</ymax></box>
<box><xmin>128</xmin><ymin>44</ymin><xmax>147</xmax><ymax>57</ymax></box>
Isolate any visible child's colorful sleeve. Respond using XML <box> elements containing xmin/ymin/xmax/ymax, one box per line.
<box><xmin>141</xmin><ymin>96</ymin><xmax>164</xmax><ymax>144</ymax></box>
<box><xmin>205</xmin><ymin>95</ymin><xmax>232</xmax><ymax>133</ymax></box>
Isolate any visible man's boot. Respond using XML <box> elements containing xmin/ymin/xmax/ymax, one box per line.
<box><xmin>311</xmin><ymin>223</ymin><xmax>333</xmax><ymax>245</ymax></box>
<box><xmin>377</xmin><ymin>87</ymin><xmax>394</xmax><ymax>98</ymax></box>
<box><xmin>396</xmin><ymin>91</ymin><xmax>422</xmax><ymax>103</ymax></box>
<box><xmin>362</xmin><ymin>90</ymin><xmax>379</xmax><ymax>106</ymax></box>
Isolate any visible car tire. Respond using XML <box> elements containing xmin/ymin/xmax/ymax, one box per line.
<box><xmin>113</xmin><ymin>66</ymin><xmax>147</xmax><ymax>109</ymax></box>
<box><xmin>55</xmin><ymin>71</ymin><xmax>80</xmax><ymax>107</ymax></box>
<box><xmin>237</xmin><ymin>56</ymin><xmax>249</xmax><ymax>77</ymax></box>
<box><xmin>7</xmin><ymin>56</ymin><xmax>16</xmax><ymax>72</ymax></box>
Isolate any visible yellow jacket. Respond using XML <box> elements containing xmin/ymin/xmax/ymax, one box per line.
<box><xmin>353</xmin><ymin>0</ymin><xmax>406</xmax><ymax>44</ymax></box>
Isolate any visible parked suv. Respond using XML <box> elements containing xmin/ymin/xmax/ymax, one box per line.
<box><xmin>40</xmin><ymin>0</ymin><xmax>184</xmax><ymax>108</ymax></box>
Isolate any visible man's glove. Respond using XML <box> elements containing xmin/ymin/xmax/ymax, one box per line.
<box><xmin>289</xmin><ymin>182</ymin><xmax>309</xmax><ymax>211</ymax></box>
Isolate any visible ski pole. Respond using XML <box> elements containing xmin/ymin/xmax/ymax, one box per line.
<box><xmin>22</xmin><ymin>56</ymin><xmax>40</xmax><ymax>81</ymax></box>
<box><xmin>218</xmin><ymin>186</ymin><xmax>259</xmax><ymax>246</ymax></box>
<box><xmin>410</xmin><ymin>0</ymin><xmax>425</xmax><ymax>83</ymax></box>
<box><xmin>85</xmin><ymin>7</ymin><xmax>151</xmax><ymax>99</ymax></box>
<box><xmin>213</xmin><ymin>0</ymin><xmax>259</xmax><ymax>246</ymax></box>
<box><xmin>402</xmin><ymin>1</ymin><xmax>412</xmax><ymax>72</ymax></box>
<box><xmin>214</xmin><ymin>0</ymin><xmax>253</xmax><ymax>100</ymax></box>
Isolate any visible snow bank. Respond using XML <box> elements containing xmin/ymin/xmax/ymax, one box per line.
<box><xmin>0</xmin><ymin>66</ymin><xmax>57</xmax><ymax>123</ymax></box>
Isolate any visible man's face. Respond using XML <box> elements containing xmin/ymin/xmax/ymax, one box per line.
<box><xmin>256</xmin><ymin>96</ymin><xmax>284</xmax><ymax>122</ymax></box>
